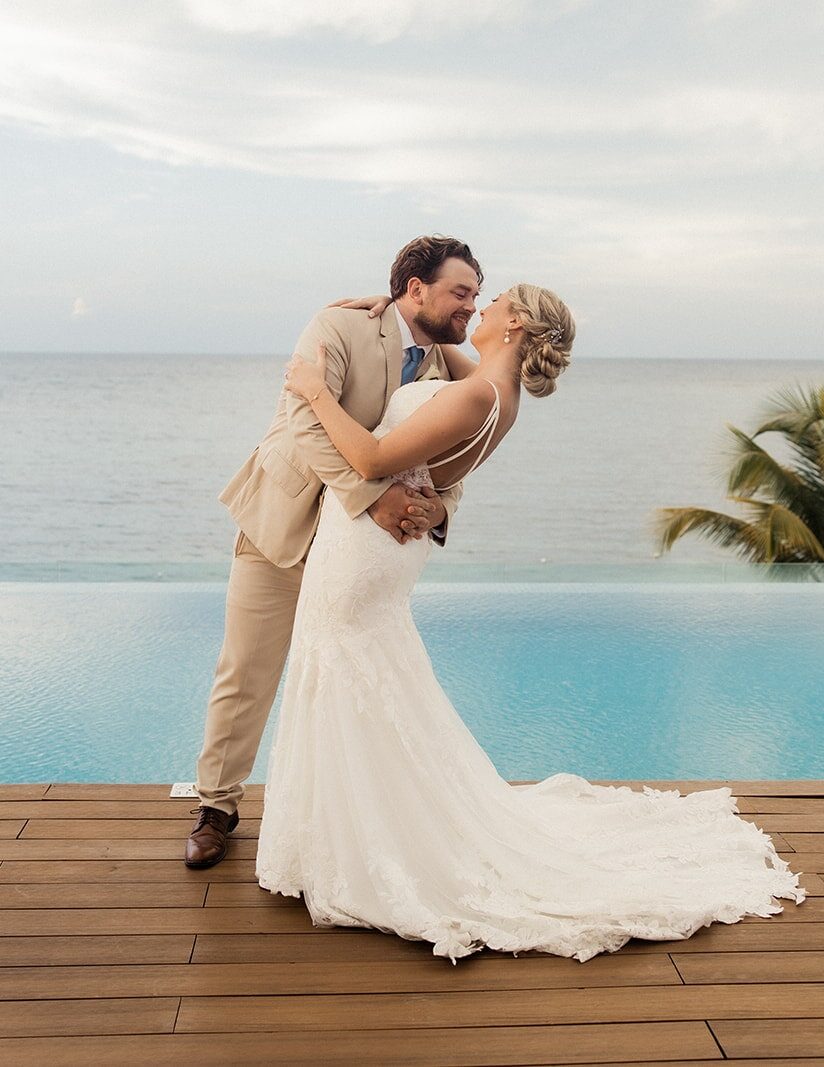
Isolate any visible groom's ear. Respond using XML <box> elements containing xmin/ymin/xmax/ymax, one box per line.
<box><xmin>406</xmin><ymin>277</ymin><xmax>425</xmax><ymax>305</ymax></box>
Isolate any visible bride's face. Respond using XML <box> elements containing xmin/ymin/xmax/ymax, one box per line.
<box><xmin>471</xmin><ymin>293</ymin><xmax>514</xmax><ymax>346</ymax></box>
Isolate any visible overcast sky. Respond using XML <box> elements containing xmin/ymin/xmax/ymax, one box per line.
<box><xmin>1</xmin><ymin>0</ymin><xmax>822</xmax><ymax>358</ymax></box>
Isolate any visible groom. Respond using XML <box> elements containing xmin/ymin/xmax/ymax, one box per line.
<box><xmin>185</xmin><ymin>235</ymin><xmax>483</xmax><ymax>867</ymax></box>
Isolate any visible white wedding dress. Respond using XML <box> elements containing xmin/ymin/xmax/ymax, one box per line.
<box><xmin>256</xmin><ymin>378</ymin><xmax>805</xmax><ymax>963</ymax></box>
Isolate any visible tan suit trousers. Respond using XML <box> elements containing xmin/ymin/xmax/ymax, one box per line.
<box><xmin>195</xmin><ymin>529</ymin><xmax>305</xmax><ymax>814</ymax></box>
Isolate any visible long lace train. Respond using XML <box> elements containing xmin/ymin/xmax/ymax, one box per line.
<box><xmin>255</xmin><ymin>380</ymin><xmax>805</xmax><ymax>963</ymax></box>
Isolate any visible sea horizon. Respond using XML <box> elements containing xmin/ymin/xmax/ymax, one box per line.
<box><xmin>3</xmin><ymin>352</ymin><xmax>823</xmax><ymax>566</ymax></box>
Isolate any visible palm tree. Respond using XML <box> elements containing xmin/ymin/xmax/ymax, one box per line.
<box><xmin>655</xmin><ymin>384</ymin><xmax>824</xmax><ymax>570</ymax></box>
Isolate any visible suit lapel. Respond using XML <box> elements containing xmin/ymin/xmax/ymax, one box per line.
<box><xmin>416</xmin><ymin>343</ymin><xmax>447</xmax><ymax>382</ymax></box>
<box><xmin>381</xmin><ymin>304</ymin><xmax>403</xmax><ymax>411</ymax></box>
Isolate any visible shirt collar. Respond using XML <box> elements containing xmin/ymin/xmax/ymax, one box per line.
<box><xmin>394</xmin><ymin>303</ymin><xmax>433</xmax><ymax>356</ymax></box>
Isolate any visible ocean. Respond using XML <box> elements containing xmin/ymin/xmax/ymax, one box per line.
<box><xmin>2</xmin><ymin>354</ymin><xmax>822</xmax><ymax>567</ymax></box>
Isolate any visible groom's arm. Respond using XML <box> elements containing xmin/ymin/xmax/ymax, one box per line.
<box><xmin>285</xmin><ymin>310</ymin><xmax>392</xmax><ymax>519</ymax></box>
<box><xmin>427</xmin><ymin>482</ymin><xmax>462</xmax><ymax>546</ymax></box>
<box><xmin>287</xmin><ymin>310</ymin><xmax>462</xmax><ymax>545</ymax></box>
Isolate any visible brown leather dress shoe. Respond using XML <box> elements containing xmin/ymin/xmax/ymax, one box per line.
<box><xmin>184</xmin><ymin>805</ymin><xmax>239</xmax><ymax>869</ymax></box>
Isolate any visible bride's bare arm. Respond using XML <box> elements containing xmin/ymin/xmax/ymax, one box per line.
<box><xmin>284</xmin><ymin>343</ymin><xmax>492</xmax><ymax>481</ymax></box>
<box><xmin>440</xmin><ymin>344</ymin><xmax>478</xmax><ymax>381</ymax></box>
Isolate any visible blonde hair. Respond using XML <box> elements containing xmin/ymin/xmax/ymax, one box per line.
<box><xmin>507</xmin><ymin>283</ymin><xmax>575</xmax><ymax>398</ymax></box>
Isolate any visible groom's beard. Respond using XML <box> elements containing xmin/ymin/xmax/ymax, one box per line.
<box><xmin>413</xmin><ymin>308</ymin><xmax>470</xmax><ymax>345</ymax></box>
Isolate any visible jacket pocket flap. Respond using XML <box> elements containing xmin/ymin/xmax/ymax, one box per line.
<box><xmin>260</xmin><ymin>448</ymin><xmax>310</xmax><ymax>497</ymax></box>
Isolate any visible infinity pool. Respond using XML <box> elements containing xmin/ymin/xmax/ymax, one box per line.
<box><xmin>1</xmin><ymin>581</ymin><xmax>822</xmax><ymax>783</ymax></box>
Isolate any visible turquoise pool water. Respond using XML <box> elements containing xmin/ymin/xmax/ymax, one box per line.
<box><xmin>1</xmin><ymin>580</ymin><xmax>822</xmax><ymax>783</ymax></box>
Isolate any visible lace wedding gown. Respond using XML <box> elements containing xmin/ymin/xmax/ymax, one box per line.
<box><xmin>256</xmin><ymin>378</ymin><xmax>805</xmax><ymax>963</ymax></box>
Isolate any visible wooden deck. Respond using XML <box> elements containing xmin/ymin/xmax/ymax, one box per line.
<box><xmin>0</xmin><ymin>780</ymin><xmax>822</xmax><ymax>1066</ymax></box>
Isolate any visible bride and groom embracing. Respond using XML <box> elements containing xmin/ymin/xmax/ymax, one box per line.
<box><xmin>184</xmin><ymin>234</ymin><xmax>804</xmax><ymax>963</ymax></box>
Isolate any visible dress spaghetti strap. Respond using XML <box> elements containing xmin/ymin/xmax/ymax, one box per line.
<box><xmin>428</xmin><ymin>379</ymin><xmax>501</xmax><ymax>490</ymax></box>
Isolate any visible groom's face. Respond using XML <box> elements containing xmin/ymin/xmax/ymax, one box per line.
<box><xmin>412</xmin><ymin>258</ymin><xmax>480</xmax><ymax>344</ymax></box>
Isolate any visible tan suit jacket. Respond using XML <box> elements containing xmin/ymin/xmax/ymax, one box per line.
<box><xmin>218</xmin><ymin>304</ymin><xmax>464</xmax><ymax>568</ymax></box>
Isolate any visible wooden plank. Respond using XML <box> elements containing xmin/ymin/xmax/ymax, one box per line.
<box><xmin>191</xmin><ymin>921</ymin><xmax>824</xmax><ymax>963</ymax></box>
<box><xmin>805</xmin><ymin>874</ymin><xmax>824</xmax><ymax>895</ymax></box>
<box><xmin>20</xmin><ymin>818</ymin><xmax>262</xmax><ymax>839</ymax></box>
<box><xmin>44</xmin><ymin>784</ymin><xmax>265</xmax><ymax>801</ymax></box>
<box><xmin>206</xmin><ymin>883</ymin><xmax>302</xmax><ymax>907</ymax></box>
<box><xmin>0</xmin><ymin>822</ymin><xmax>25</xmax><ymax>839</ymax></box>
<box><xmin>0</xmin><ymin>906</ymin><xmax>323</xmax><ymax>936</ymax></box>
<box><xmin>5</xmin><ymin>902</ymin><xmax>815</xmax><ymax>939</ymax></box>
<box><xmin>0</xmin><ymin>785</ymin><xmax>49</xmax><ymax>801</ymax></box>
<box><xmin>0</xmin><ymin>883</ymin><xmax>207</xmax><ymax>909</ymax></box>
<box><xmin>45</xmin><ymin>784</ymin><xmax>183</xmax><ymax>801</ymax></box>
<box><xmin>553</xmin><ymin>1060</ymin><xmax>824</xmax><ymax>1067</ymax></box>
<box><xmin>0</xmin><ymin>800</ymin><xmax>263</xmax><ymax>819</ymax></box>
<box><xmin>0</xmin><ymin>859</ymin><xmax>258</xmax><ymax>883</ymax></box>
<box><xmin>193</xmin><ymin>930</ymin><xmax>447</xmax><ymax>963</ymax></box>
<box><xmin>175</xmin><ymin>982</ymin><xmax>824</xmax><ymax>1032</ymax></box>
<box><xmin>713</xmin><ymin>781</ymin><xmax>824</xmax><ymax>796</ymax></box>
<box><xmin>739</xmin><ymin>897</ymin><xmax>822</xmax><ymax>922</ymax></box>
<box><xmin>709</xmin><ymin>1018</ymin><xmax>824</xmax><ymax>1058</ymax></box>
<box><xmin>0</xmin><ymin>934</ymin><xmax>195</xmax><ymax>967</ymax></box>
<box><xmin>0</xmin><ymin>839</ymin><xmax>257</xmax><ymax>860</ymax></box>
<box><xmin>0</xmin><ymin>997</ymin><xmax>179</xmax><ymax>1038</ymax></box>
<box><xmin>561</xmin><ymin>1061</ymin><xmax>821</xmax><ymax>1067</ymax></box>
<box><xmin>779</xmin><ymin>851</ymin><xmax>824</xmax><ymax>873</ymax></box>
<box><xmin>672</xmin><ymin>949</ymin><xmax>824</xmax><ymax>984</ymax></box>
<box><xmin>0</xmin><ymin>956</ymin><xmax>683</xmax><ymax>1001</ymax></box>
<box><xmin>741</xmin><ymin>815</ymin><xmax>824</xmax><ymax>832</ymax></box>
<box><xmin>9</xmin><ymin>786</ymin><xmax>824</xmax><ymax>822</ymax></box>
<box><xmin>737</xmin><ymin>797</ymin><xmax>824</xmax><ymax>814</ymax></box>
<box><xmin>782</xmin><ymin>834</ymin><xmax>824</xmax><ymax>852</ymax></box>
<box><xmin>0</xmin><ymin>1023</ymin><xmax>723</xmax><ymax>1067</ymax></box>
<box><xmin>633</xmin><ymin>922</ymin><xmax>824</xmax><ymax>953</ymax></box>
<box><xmin>0</xmin><ymin>835</ymin><xmax>811</xmax><ymax>867</ymax></box>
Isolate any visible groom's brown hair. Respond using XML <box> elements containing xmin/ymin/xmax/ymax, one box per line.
<box><xmin>389</xmin><ymin>236</ymin><xmax>483</xmax><ymax>301</ymax></box>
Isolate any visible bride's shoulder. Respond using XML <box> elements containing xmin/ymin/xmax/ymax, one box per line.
<box><xmin>435</xmin><ymin>376</ymin><xmax>498</xmax><ymax>404</ymax></box>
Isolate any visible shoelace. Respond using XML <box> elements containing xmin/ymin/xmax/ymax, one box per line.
<box><xmin>188</xmin><ymin>805</ymin><xmax>228</xmax><ymax>830</ymax></box>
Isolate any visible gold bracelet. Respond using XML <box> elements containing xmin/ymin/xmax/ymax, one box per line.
<box><xmin>310</xmin><ymin>385</ymin><xmax>326</xmax><ymax>403</ymax></box>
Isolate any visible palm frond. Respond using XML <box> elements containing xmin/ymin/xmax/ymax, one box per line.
<box><xmin>728</xmin><ymin>497</ymin><xmax>824</xmax><ymax>562</ymax></box>
<box><xmin>755</xmin><ymin>383</ymin><xmax>824</xmax><ymax>487</ymax></box>
<box><xmin>757</xmin><ymin>383</ymin><xmax>824</xmax><ymax>436</ymax></box>
<box><xmin>653</xmin><ymin>506</ymin><xmax>766</xmax><ymax>562</ymax></box>
<box><xmin>722</xmin><ymin>425</ymin><xmax>824</xmax><ymax>537</ymax></box>
<box><xmin>655</xmin><ymin>381</ymin><xmax>824</xmax><ymax>568</ymax></box>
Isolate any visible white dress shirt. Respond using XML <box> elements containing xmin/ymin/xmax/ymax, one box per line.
<box><xmin>394</xmin><ymin>304</ymin><xmax>433</xmax><ymax>374</ymax></box>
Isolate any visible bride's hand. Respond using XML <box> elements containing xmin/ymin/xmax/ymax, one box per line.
<box><xmin>327</xmin><ymin>295</ymin><xmax>391</xmax><ymax>318</ymax></box>
<box><xmin>283</xmin><ymin>342</ymin><xmax>328</xmax><ymax>401</ymax></box>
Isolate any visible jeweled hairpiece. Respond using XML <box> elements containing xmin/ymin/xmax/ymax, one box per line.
<box><xmin>543</xmin><ymin>325</ymin><xmax>563</xmax><ymax>345</ymax></box>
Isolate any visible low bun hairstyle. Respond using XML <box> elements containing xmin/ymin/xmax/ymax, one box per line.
<box><xmin>507</xmin><ymin>283</ymin><xmax>575</xmax><ymax>398</ymax></box>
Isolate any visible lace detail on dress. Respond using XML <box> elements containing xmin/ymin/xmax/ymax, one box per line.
<box><xmin>255</xmin><ymin>379</ymin><xmax>807</xmax><ymax>963</ymax></box>
<box><xmin>372</xmin><ymin>377</ymin><xmax>500</xmax><ymax>491</ymax></box>
<box><xmin>372</xmin><ymin>378</ymin><xmax>446</xmax><ymax>490</ymax></box>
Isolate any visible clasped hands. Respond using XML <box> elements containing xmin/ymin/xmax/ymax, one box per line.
<box><xmin>283</xmin><ymin>343</ymin><xmax>446</xmax><ymax>545</ymax></box>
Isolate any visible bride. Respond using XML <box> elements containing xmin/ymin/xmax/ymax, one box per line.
<box><xmin>255</xmin><ymin>283</ymin><xmax>805</xmax><ymax>963</ymax></box>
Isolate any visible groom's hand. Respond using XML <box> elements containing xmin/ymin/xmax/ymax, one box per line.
<box><xmin>414</xmin><ymin>486</ymin><xmax>447</xmax><ymax>533</ymax></box>
<box><xmin>367</xmin><ymin>483</ymin><xmax>442</xmax><ymax>544</ymax></box>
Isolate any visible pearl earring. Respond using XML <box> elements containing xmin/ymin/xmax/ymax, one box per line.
<box><xmin>504</xmin><ymin>328</ymin><xmax>511</xmax><ymax>344</ymax></box>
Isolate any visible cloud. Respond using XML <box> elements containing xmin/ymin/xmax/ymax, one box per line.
<box><xmin>182</xmin><ymin>0</ymin><xmax>528</xmax><ymax>41</ymax></box>
<box><xmin>1</xmin><ymin>8</ymin><xmax>820</xmax><ymax>191</ymax></box>
<box><xmin>1</xmin><ymin>1</ymin><xmax>822</xmax><ymax>323</ymax></box>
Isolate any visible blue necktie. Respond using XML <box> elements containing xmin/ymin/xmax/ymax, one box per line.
<box><xmin>401</xmin><ymin>345</ymin><xmax>425</xmax><ymax>385</ymax></box>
